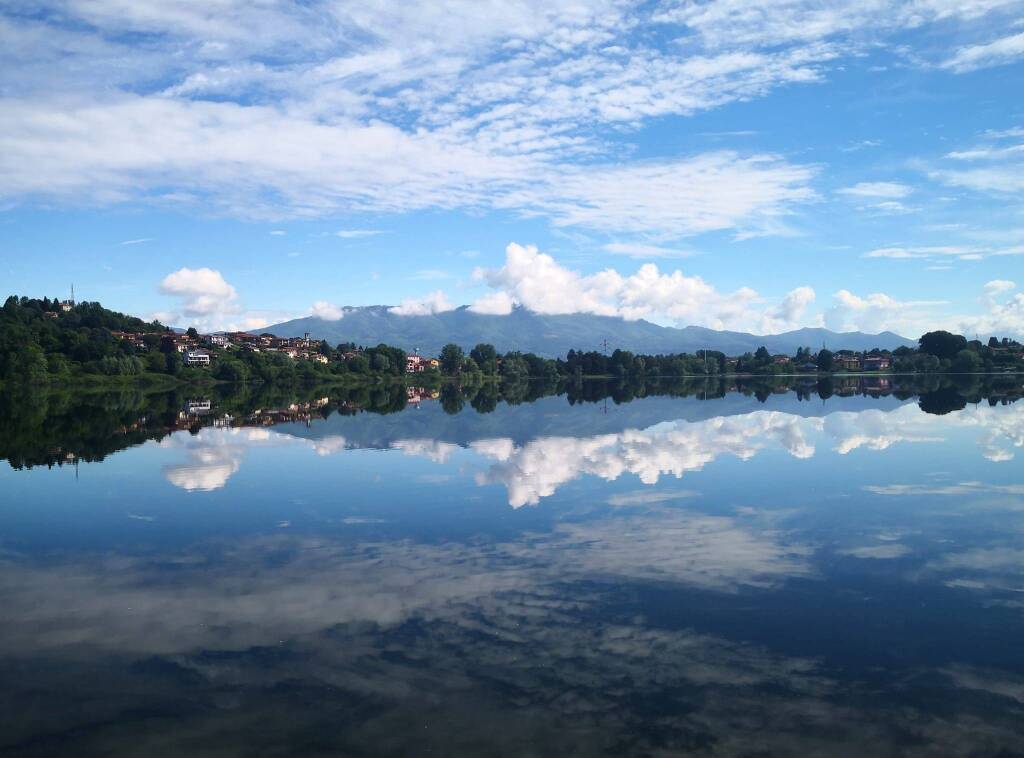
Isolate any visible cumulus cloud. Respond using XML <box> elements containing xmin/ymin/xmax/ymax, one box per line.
<box><xmin>156</xmin><ymin>267</ymin><xmax>301</xmax><ymax>331</ymax></box>
<box><xmin>388</xmin><ymin>290</ymin><xmax>455</xmax><ymax>316</ymax></box>
<box><xmin>764</xmin><ymin>286</ymin><xmax>818</xmax><ymax>332</ymax></box>
<box><xmin>311</xmin><ymin>300</ymin><xmax>345</xmax><ymax>320</ymax></box>
<box><xmin>958</xmin><ymin>280</ymin><xmax>1024</xmax><ymax>338</ymax></box>
<box><xmin>468</xmin><ymin>291</ymin><xmax>515</xmax><ymax>316</ymax></box>
<box><xmin>469</xmin><ymin>242</ymin><xmax>816</xmax><ymax>332</ymax></box>
<box><xmin>824</xmin><ymin>288</ymin><xmax>946</xmax><ymax>335</ymax></box>
<box><xmin>157</xmin><ymin>266</ymin><xmax>243</xmax><ymax>329</ymax></box>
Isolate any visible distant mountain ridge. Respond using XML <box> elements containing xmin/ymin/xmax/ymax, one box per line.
<box><xmin>266</xmin><ymin>305</ymin><xmax>915</xmax><ymax>357</ymax></box>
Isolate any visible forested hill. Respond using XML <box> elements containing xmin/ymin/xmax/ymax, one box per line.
<box><xmin>267</xmin><ymin>305</ymin><xmax>915</xmax><ymax>357</ymax></box>
<box><xmin>0</xmin><ymin>296</ymin><xmax>168</xmax><ymax>382</ymax></box>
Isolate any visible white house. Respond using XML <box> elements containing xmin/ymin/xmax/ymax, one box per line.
<box><xmin>184</xmin><ymin>350</ymin><xmax>211</xmax><ymax>366</ymax></box>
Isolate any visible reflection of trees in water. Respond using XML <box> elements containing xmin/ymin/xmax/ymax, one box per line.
<box><xmin>2</xmin><ymin>375</ymin><xmax>1021</xmax><ymax>469</ymax></box>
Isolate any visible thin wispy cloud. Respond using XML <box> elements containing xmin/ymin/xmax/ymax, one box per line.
<box><xmin>336</xmin><ymin>229</ymin><xmax>385</xmax><ymax>239</ymax></box>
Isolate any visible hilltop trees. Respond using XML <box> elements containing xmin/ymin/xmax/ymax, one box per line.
<box><xmin>919</xmin><ymin>331</ymin><xmax>967</xmax><ymax>360</ymax></box>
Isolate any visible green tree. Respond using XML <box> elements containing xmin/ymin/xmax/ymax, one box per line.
<box><xmin>439</xmin><ymin>343</ymin><xmax>464</xmax><ymax>376</ymax></box>
<box><xmin>817</xmin><ymin>349</ymin><xmax>834</xmax><ymax>372</ymax></box>
<box><xmin>952</xmin><ymin>349</ymin><xmax>982</xmax><ymax>373</ymax></box>
<box><xmin>469</xmin><ymin>343</ymin><xmax>498</xmax><ymax>374</ymax></box>
<box><xmin>919</xmin><ymin>330</ymin><xmax>967</xmax><ymax>360</ymax></box>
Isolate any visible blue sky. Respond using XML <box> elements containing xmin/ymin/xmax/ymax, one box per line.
<box><xmin>1</xmin><ymin>0</ymin><xmax>1023</xmax><ymax>337</ymax></box>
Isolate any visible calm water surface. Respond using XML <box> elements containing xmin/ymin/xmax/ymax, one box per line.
<box><xmin>1</xmin><ymin>379</ymin><xmax>1023</xmax><ymax>756</ymax></box>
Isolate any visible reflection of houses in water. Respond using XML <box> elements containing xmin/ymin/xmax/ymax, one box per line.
<box><xmin>406</xmin><ymin>387</ymin><xmax>440</xmax><ymax>404</ymax></box>
<box><xmin>248</xmin><ymin>398</ymin><xmax>333</xmax><ymax>426</ymax></box>
<box><xmin>861</xmin><ymin>376</ymin><xmax>891</xmax><ymax>392</ymax></box>
<box><xmin>172</xmin><ymin>398</ymin><xmax>333</xmax><ymax>430</ymax></box>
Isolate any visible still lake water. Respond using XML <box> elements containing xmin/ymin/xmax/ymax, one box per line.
<box><xmin>1</xmin><ymin>378</ymin><xmax>1023</xmax><ymax>756</ymax></box>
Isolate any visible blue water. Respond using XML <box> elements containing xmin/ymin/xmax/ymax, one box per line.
<box><xmin>1</xmin><ymin>383</ymin><xmax>1023</xmax><ymax>755</ymax></box>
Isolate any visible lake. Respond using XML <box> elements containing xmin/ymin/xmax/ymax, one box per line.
<box><xmin>1</xmin><ymin>376</ymin><xmax>1023</xmax><ymax>756</ymax></box>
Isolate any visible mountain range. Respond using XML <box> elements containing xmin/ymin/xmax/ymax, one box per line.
<box><xmin>266</xmin><ymin>306</ymin><xmax>915</xmax><ymax>357</ymax></box>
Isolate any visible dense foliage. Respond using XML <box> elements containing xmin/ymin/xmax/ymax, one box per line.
<box><xmin>3</xmin><ymin>297</ymin><xmax>1022</xmax><ymax>388</ymax></box>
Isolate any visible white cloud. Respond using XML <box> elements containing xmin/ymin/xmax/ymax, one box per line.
<box><xmin>824</xmin><ymin>288</ymin><xmax>945</xmax><ymax>335</ymax></box>
<box><xmin>928</xmin><ymin>127</ymin><xmax>1024</xmax><ymax>196</ymax></box>
<box><xmin>942</xmin><ymin>31</ymin><xmax>1024</xmax><ymax>72</ymax></box>
<box><xmin>156</xmin><ymin>266</ymin><xmax>295</xmax><ymax>331</ymax></box>
<box><xmin>3</xmin><ymin>0</ymin><xmax>1014</xmax><ymax>240</ymax></box>
<box><xmin>602</xmin><ymin>242</ymin><xmax>694</xmax><ymax>259</ymax></box>
<box><xmin>864</xmin><ymin>245</ymin><xmax>986</xmax><ymax>260</ymax></box>
<box><xmin>468</xmin><ymin>291</ymin><xmax>516</xmax><ymax>316</ymax></box>
<box><xmin>984</xmin><ymin>279</ymin><xmax>1016</xmax><ymax>298</ymax></box>
<box><xmin>505</xmin><ymin>153</ymin><xmax>817</xmax><ymax>238</ymax></box>
<box><xmin>310</xmin><ymin>300</ymin><xmax>345</xmax><ymax>321</ymax></box>
<box><xmin>764</xmin><ymin>286</ymin><xmax>817</xmax><ymax>332</ymax></box>
<box><xmin>468</xmin><ymin>242</ymin><xmax>814</xmax><ymax>332</ymax></box>
<box><xmin>957</xmin><ymin>281</ymin><xmax>1024</xmax><ymax>338</ymax></box>
<box><xmin>388</xmin><ymin>290</ymin><xmax>455</xmax><ymax>316</ymax></box>
<box><xmin>119</xmin><ymin>237</ymin><xmax>153</xmax><ymax>245</ymax></box>
<box><xmin>336</xmin><ymin>229</ymin><xmax>384</xmax><ymax>238</ymax></box>
<box><xmin>837</xmin><ymin>182</ymin><xmax>912</xmax><ymax>199</ymax></box>
<box><xmin>159</xmin><ymin>267</ymin><xmax>239</xmax><ymax>322</ymax></box>
<box><xmin>655</xmin><ymin>0</ymin><xmax>1020</xmax><ymax>50</ymax></box>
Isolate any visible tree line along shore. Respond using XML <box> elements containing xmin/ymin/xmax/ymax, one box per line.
<box><xmin>3</xmin><ymin>295</ymin><xmax>1023</xmax><ymax>390</ymax></box>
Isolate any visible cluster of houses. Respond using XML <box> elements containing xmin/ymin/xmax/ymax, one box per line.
<box><xmin>725</xmin><ymin>352</ymin><xmax>892</xmax><ymax>373</ymax></box>
<box><xmin>406</xmin><ymin>354</ymin><xmax>440</xmax><ymax>373</ymax></box>
<box><xmin>107</xmin><ymin>327</ymin><xmax>446</xmax><ymax>371</ymax></box>
<box><xmin>107</xmin><ymin>329</ymin><xmax>335</xmax><ymax>366</ymax></box>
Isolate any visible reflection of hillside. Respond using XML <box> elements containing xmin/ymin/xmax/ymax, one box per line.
<box><xmin>2</xmin><ymin>376</ymin><xmax>1020</xmax><ymax>471</ymax></box>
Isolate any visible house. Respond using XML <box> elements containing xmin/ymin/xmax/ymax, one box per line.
<box><xmin>59</xmin><ymin>300</ymin><xmax>74</xmax><ymax>312</ymax></box>
<box><xmin>862</xmin><ymin>356</ymin><xmax>891</xmax><ymax>371</ymax></box>
<box><xmin>406</xmin><ymin>355</ymin><xmax>425</xmax><ymax>372</ymax></box>
<box><xmin>111</xmin><ymin>331</ymin><xmax>147</xmax><ymax>350</ymax></box>
<box><xmin>184</xmin><ymin>350</ymin><xmax>211</xmax><ymax>366</ymax></box>
<box><xmin>206</xmin><ymin>334</ymin><xmax>230</xmax><ymax>348</ymax></box>
<box><xmin>833</xmin><ymin>355</ymin><xmax>861</xmax><ymax>371</ymax></box>
<box><xmin>309</xmin><ymin>353</ymin><xmax>329</xmax><ymax>364</ymax></box>
<box><xmin>772</xmin><ymin>355</ymin><xmax>791</xmax><ymax>365</ymax></box>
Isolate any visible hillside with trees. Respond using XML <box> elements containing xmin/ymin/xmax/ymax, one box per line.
<box><xmin>2</xmin><ymin>297</ymin><xmax>1022</xmax><ymax>390</ymax></box>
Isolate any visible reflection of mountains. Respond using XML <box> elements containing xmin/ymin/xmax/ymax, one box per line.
<box><xmin>162</xmin><ymin>397</ymin><xmax>1023</xmax><ymax>507</ymax></box>
<box><xmin>282</xmin><ymin>391</ymin><xmax>913</xmax><ymax>451</ymax></box>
